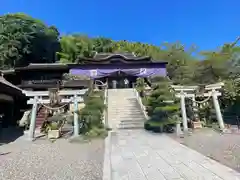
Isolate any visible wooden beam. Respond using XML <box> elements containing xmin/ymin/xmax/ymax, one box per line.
<box><xmin>23</xmin><ymin>89</ymin><xmax>88</xmax><ymax>97</ymax></box>
<box><xmin>27</xmin><ymin>97</ymin><xmax>83</xmax><ymax>104</ymax></box>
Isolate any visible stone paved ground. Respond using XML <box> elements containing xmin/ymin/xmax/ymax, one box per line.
<box><xmin>0</xmin><ymin>135</ymin><xmax>104</xmax><ymax>180</ymax></box>
<box><xmin>110</xmin><ymin>129</ymin><xmax>240</xmax><ymax>180</ymax></box>
<box><xmin>169</xmin><ymin>128</ymin><xmax>240</xmax><ymax>172</ymax></box>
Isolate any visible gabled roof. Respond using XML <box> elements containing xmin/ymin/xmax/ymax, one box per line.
<box><xmin>78</xmin><ymin>52</ymin><xmax>153</xmax><ymax>63</ymax></box>
<box><xmin>93</xmin><ymin>52</ymin><xmax>145</xmax><ymax>59</ymax></box>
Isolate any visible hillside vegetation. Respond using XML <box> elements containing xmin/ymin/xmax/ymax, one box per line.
<box><xmin>0</xmin><ymin>13</ymin><xmax>240</xmax><ymax>116</ymax></box>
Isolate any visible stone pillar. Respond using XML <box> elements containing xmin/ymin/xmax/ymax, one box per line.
<box><xmin>212</xmin><ymin>90</ymin><xmax>225</xmax><ymax>131</ymax></box>
<box><xmin>192</xmin><ymin>95</ymin><xmax>199</xmax><ymax>121</ymax></box>
<box><xmin>73</xmin><ymin>94</ymin><xmax>79</xmax><ymax>137</ymax></box>
<box><xmin>180</xmin><ymin>91</ymin><xmax>188</xmax><ymax>132</ymax></box>
<box><xmin>29</xmin><ymin>96</ymin><xmax>38</xmax><ymax>141</ymax></box>
<box><xmin>176</xmin><ymin>121</ymin><xmax>183</xmax><ymax>137</ymax></box>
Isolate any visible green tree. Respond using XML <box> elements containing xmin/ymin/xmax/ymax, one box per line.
<box><xmin>0</xmin><ymin>13</ymin><xmax>60</xmax><ymax>68</ymax></box>
<box><xmin>146</xmin><ymin>78</ymin><xmax>179</xmax><ymax>124</ymax></box>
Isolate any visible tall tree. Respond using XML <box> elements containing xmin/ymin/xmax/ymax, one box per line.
<box><xmin>0</xmin><ymin>13</ymin><xmax>60</xmax><ymax>68</ymax></box>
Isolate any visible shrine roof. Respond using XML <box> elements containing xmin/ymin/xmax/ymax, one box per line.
<box><xmin>0</xmin><ymin>53</ymin><xmax>167</xmax><ymax>73</ymax></box>
<box><xmin>78</xmin><ymin>52</ymin><xmax>159</xmax><ymax>64</ymax></box>
<box><xmin>0</xmin><ymin>76</ymin><xmax>24</xmax><ymax>97</ymax></box>
<box><xmin>14</xmin><ymin>63</ymin><xmax>68</xmax><ymax>71</ymax></box>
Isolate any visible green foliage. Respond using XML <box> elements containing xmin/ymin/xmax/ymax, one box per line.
<box><xmin>0</xmin><ymin>13</ymin><xmax>60</xmax><ymax>68</ymax></box>
<box><xmin>41</xmin><ymin>113</ymin><xmax>66</xmax><ymax>133</ymax></box>
<box><xmin>79</xmin><ymin>91</ymin><xmax>106</xmax><ymax>134</ymax></box>
<box><xmin>136</xmin><ymin>78</ymin><xmax>145</xmax><ymax>91</ymax></box>
<box><xmin>146</xmin><ymin>78</ymin><xmax>179</xmax><ymax>126</ymax></box>
<box><xmin>1</xmin><ymin>13</ymin><xmax>240</xmax><ymax>119</ymax></box>
<box><xmin>85</xmin><ymin>127</ymin><xmax>108</xmax><ymax>139</ymax></box>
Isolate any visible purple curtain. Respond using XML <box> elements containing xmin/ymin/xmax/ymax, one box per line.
<box><xmin>70</xmin><ymin>67</ymin><xmax>166</xmax><ymax>78</ymax></box>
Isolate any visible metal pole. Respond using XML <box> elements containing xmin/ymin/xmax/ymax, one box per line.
<box><xmin>180</xmin><ymin>91</ymin><xmax>188</xmax><ymax>132</ymax></box>
<box><xmin>73</xmin><ymin>94</ymin><xmax>79</xmax><ymax>136</ymax></box>
<box><xmin>212</xmin><ymin>90</ymin><xmax>225</xmax><ymax>131</ymax></box>
<box><xmin>29</xmin><ymin>96</ymin><xmax>38</xmax><ymax>141</ymax></box>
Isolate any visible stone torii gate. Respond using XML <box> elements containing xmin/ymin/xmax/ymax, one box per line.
<box><xmin>23</xmin><ymin>89</ymin><xmax>88</xmax><ymax>141</ymax></box>
<box><xmin>171</xmin><ymin>83</ymin><xmax>225</xmax><ymax>132</ymax></box>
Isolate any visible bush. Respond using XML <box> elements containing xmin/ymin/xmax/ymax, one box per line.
<box><xmin>85</xmin><ymin>127</ymin><xmax>108</xmax><ymax>139</ymax></box>
<box><xmin>144</xmin><ymin>78</ymin><xmax>180</xmax><ymax>133</ymax></box>
<box><xmin>79</xmin><ymin>91</ymin><xmax>106</xmax><ymax>135</ymax></box>
<box><xmin>144</xmin><ymin>119</ymin><xmax>177</xmax><ymax>133</ymax></box>
<box><xmin>144</xmin><ymin>121</ymin><xmax>151</xmax><ymax>130</ymax></box>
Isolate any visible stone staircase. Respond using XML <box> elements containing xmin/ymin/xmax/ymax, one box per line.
<box><xmin>107</xmin><ymin>88</ymin><xmax>146</xmax><ymax>130</ymax></box>
<box><xmin>36</xmin><ymin>106</ymin><xmax>47</xmax><ymax>129</ymax></box>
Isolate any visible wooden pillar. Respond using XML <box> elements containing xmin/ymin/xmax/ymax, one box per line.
<box><xmin>180</xmin><ymin>91</ymin><xmax>188</xmax><ymax>132</ymax></box>
<box><xmin>29</xmin><ymin>96</ymin><xmax>38</xmax><ymax>140</ymax></box>
<box><xmin>212</xmin><ymin>90</ymin><xmax>225</xmax><ymax>130</ymax></box>
<box><xmin>73</xmin><ymin>94</ymin><xmax>79</xmax><ymax>136</ymax></box>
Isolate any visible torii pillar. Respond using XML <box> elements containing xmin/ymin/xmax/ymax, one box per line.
<box><xmin>205</xmin><ymin>83</ymin><xmax>225</xmax><ymax>131</ymax></box>
<box><xmin>180</xmin><ymin>91</ymin><xmax>188</xmax><ymax>132</ymax></box>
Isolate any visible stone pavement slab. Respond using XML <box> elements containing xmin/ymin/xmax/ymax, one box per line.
<box><xmin>109</xmin><ymin>130</ymin><xmax>240</xmax><ymax>180</ymax></box>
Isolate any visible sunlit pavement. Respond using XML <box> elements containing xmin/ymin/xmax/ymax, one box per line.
<box><xmin>109</xmin><ymin>130</ymin><xmax>240</xmax><ymax>180</ymax></box>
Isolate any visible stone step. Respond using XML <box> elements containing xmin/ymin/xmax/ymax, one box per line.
<box><xmin>119</xmin><ymin>119</ymin><xmax>145</xmax><ymax>123</ymax></box>
<box><xmin>108</xmin><ymin>110</ymin><xmax>143</xmax><ymax>114</ymax></box>
<box><xmin>108</xmin><ymin>93</ymin><xmax>135</xmax><ymax>94</ymax></box>
<box><xmin>108</xmin><ymin>104</ymin><xmax>138</xmax><ymax>106</ymax></box>
<box><xmin>119</xmin><ymin>121</ymin><xmax>144</xmax><ymax>126</ymax></box>
<box><xmin>108</xmin><ymin>112</ymin><xmax>142</xmax><ymax>115</ymax></box>
<box><xmin>109</xmin><ymin>118</ymin><xmax>145</xmax><ymax>122</ymax></box>
<box><xmin>108</xmin><ymin>104</ymin><xmax>138</xmax><ymax>109</ymax></box>
<box><xmin>108</xmin><ymin>100</ymin><xmax>138</xmax><ymax>103</ymax></box>
<box><xmin>118</xmin><ymin>126</ymin><xmax>143</xmax><ymax>129</ymax></box>
<box><xmin>108</xmin><ymin>114</ymin><xmax>145</xmax><ymax>119</ymax></box>
<box><xmin>108</xmin><ymin>96</ymin><xmax>136</xmax><ymax>97</ymax></box>
<box><xmin>117</xmin><ymin>123</ymin><xmax>144</xmax><ymax>129</ymax></box>
<box><xmin>108</xmin><ymin>101</ymin><xmax>138</xmax><ymax>103</ymax></box>
<box><xmin>108</xmin><ymin>112</ymin><xmax>143</xmax><ymax>118</ymax></box>
<box><xmin>108</xmin><ymin>109</ymin><xmax>142</xmax><ymax>112</ymax></box>
<box><xmin>109</xmin><ymin>107</ymin><xmax>139</xmax><ymax>110</ymax></box>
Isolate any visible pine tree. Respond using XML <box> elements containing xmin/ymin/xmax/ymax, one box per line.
<box><xmin>145</xmin><ymin>78</ymin><xmax>179</xmax><ymax>132</ymax></box>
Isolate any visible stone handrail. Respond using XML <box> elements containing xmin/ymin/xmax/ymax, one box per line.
<box><xmin>103</xmin><ymin>88</ymin><xmax>109</xmax><ymax>127</ymax></box>
<box><xmin>133</xmin><ymin>88</ymin><xmax>149</xmax><ymax>121</ymax></box>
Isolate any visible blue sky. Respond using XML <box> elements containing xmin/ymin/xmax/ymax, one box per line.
<box><xmin>1</xmin><ymin>0</ymin><xmax>240</xmax><ymax>51</ymax></box>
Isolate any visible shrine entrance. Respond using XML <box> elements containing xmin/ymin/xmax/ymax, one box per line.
<box><xmin>96</xmin><ymin>71</ymin><xmax>137</xmax><ymax>89</ymax></box>
<box><xmin>69</xmin><ymin>52</ymin><xmax>168</xmax><ymax>90</ymax></box>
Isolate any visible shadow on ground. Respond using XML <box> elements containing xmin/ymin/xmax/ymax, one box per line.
<box><xmin>168</xmin><ymin>128</ymin><xmax>240</xmax><ymax>172</ymax></box>
<box><xmin>0</xmin><ymin>127</ymin><xmax>24</xmax><ymax>145</ymax></box>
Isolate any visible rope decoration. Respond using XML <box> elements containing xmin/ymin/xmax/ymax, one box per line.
<box><xmin>37</xmin><ymin>99</ymin><xmax>73</xmax><ymax>110</ymax></box>
<box><xmin>185</xmin><ymin>91</ymin><xmax>214</xmax><ymax>104</ymax></box>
